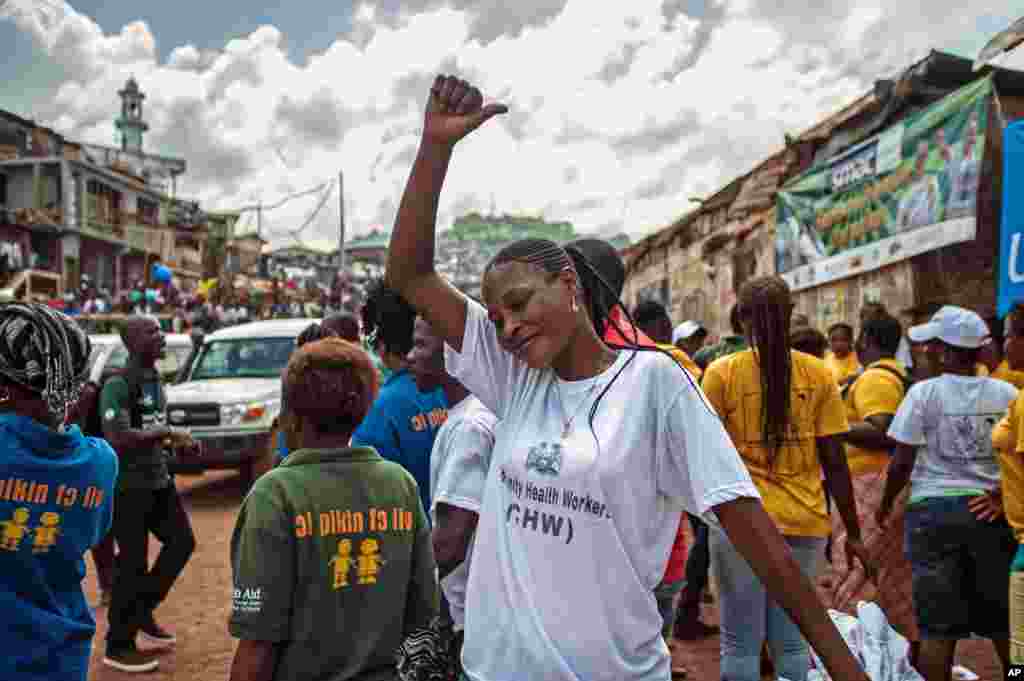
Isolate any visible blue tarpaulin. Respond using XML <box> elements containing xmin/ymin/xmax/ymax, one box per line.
<box><xmin>998</xmin><ymin>120</ymin><xmax>1024</xmax><ymax>316</ymax></box>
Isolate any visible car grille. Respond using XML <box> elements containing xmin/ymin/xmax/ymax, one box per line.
<box><xmin>168</xmin><ymin>403</ymin><xmax>220</xmax><ymax>427</ymax></box>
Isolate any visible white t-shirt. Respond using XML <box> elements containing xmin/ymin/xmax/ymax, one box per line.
<box><xmin>429</xmin><ymin>394</ymin><xmax>497</xmax><ymax>633</ymax></box>
<box><xmin>445</xmin><ymin>300</ymin><xmax>759</xmax><ymax>681</ymax></box>
<box><xmin>888</xmin><ymin>374</ymin><xmax>1018</xmax><ymax>502</ymax></box>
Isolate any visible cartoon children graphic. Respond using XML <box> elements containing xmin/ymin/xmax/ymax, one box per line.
<box><xmin>357</xmin><ymin>538</ymin><xmax>385</xmax><ymax>585</ymax></box>
<box><xmin>329</xmin><ymin>538</ymin><xmax>355</xmax><ymax>589</ymax></box>
<box><xmin>32</xmin><ymin>512</ymin><xmax>61</xmax><ymax>554</ymax></box>
<box><xmin>1</xmin><ymin>507</ymin><xmax>31</xmax><ymax>551</ymax></box>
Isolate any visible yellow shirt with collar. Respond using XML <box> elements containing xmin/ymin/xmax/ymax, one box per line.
<box><xmin>994</xmin><ymin>360</ymin><xmax>1024</xmax><ymax>389</ymax></box>
<box><xmin>844</xmin><ymin>359</ymin><xmax>908</xmax><ymax>476</ymax></box>
<box><xmin>993</xmin><ymin>394</ymin><xmax>1024</xmax><ymax>542</ymax></box>
<box><xmin>702</xmin><ymin>349</ymin><xmax>850</xmax><ymax>537</ymax></box>
<box><xmin>657</xmin><ymin>343</ymin><xmax>702</xmax><ymax>382</ymax></box>
<box><xmin>825</xmin><ymin>351</ymin><xmax>862</xmax><ymax>385</ymax></box>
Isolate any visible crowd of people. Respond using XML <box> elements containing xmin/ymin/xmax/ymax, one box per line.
<box><xmin>7</xmin><ymin>73</ymin><xmax>1024</xmax><ymax>681</ymax></box>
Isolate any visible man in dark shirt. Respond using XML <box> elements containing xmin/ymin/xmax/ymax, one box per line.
<box><xmin>101</xmin><ymin>316</ymin><xmax>200</xmax><ymax>673</ymax></box>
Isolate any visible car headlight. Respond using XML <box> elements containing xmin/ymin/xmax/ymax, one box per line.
<box><xmin>220</xmin><ymin>399</ymin><xmax>280</xmax><ymax>426</ymax></box>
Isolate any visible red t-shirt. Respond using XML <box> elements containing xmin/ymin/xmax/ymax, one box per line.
<box><xmin>602</xmin><ymin>307</ymin><xmax>688</xmax><ymax>583</ymax></box>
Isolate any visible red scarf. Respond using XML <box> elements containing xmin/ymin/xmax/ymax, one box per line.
<box><xmin>603</xmin><ymin>305</ymin><xmax>688</xmax><ymax>580</ymax></box>
<box><xmin>602</xmin><ymin>306</ymin><xmax>657</xmax><ymax>348</ymax></box>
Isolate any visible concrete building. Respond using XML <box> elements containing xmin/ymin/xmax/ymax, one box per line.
<box><xmin>622</xmin><ymin>51</ymin><xmax>1024</xmax><ymax>338</ymax></box>
<box><xmin>263</xmin><ymin>243</ymin><xmax>339</xmax><ymax>286</ymax></box>
<box><xmin>0</xmin><ymin>78</ymin><xmax>205</xmax><ymax>301</ymax></box>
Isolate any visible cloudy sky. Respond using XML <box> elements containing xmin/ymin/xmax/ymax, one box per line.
<box><xmin>1</xmin><ymin>0</ymin><xmax>1022</xmax><ymax>250</ymax></box>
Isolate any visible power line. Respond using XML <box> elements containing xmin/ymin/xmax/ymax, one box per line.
<box><xmin>234</xmin><ymin>182</ymin><xmax>327</xmax><ymax>214</ymax></box>
<box><xmin>263</xmin><ymin>181</ymin><xmax>335</xmax><ymax>247</ymax></box>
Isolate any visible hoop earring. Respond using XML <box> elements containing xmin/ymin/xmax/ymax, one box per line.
<box><xmin>0</xmin><ymin>390</ymin><xmax>10</xmax><ymax>405</ymax></box>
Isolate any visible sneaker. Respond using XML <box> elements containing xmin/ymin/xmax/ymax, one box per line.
<box><xmin>103</xmin><ymin>647</ymin><xmax>160</xmax><ymax>673</ymax></box>
<box><xmin>138</xmin><ymin>616</ymin><xmax>177</xmax><ymax>648</ymax></box>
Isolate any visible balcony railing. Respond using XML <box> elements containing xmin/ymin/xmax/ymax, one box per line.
<box><xmin>81</xmin><ymin>218</ymin><xmax>174</xmax><ymax>258</ymax></box>
<box><xmin>7</xmin><ymin>207</ymin><xmax>63</xmax><ymax>228</ymax></box>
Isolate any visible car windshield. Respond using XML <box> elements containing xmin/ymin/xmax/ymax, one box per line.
<box><xmin>190</xmin><ymin>338</ymin><xmax>295</xmax><ymax>380</ymax></box>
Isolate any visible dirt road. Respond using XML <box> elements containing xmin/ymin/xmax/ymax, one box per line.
<box><xmin>83</xmin><ymin>472</ymin><xmax>1004</xmax><ymax>680</ymax></box>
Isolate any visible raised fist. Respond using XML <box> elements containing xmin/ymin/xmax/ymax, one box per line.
<box><xmin>423</xmin><ymin>74</ymin><xmax>508</xmax><ymax>147</ymax></box>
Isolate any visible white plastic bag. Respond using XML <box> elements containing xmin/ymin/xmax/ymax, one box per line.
<box><xmin>798</xmin><ymin>602</ymin><xmax>924</xmax><ymax>681</ymax></box>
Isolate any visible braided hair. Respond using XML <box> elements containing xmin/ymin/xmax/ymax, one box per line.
<box><xmin>738</xmin><ymin>276</ymin><xmax>793</xmax><ymax>468</ymax></box>
<box><xmin>0</xmin><ymin>302</ymin><xmax>91</xmax><ymax>422</ymax></box>
<box><xmin>485</xmin><ymin>238</ymin><xmax>708</xmax><ymax>447</ymax></box>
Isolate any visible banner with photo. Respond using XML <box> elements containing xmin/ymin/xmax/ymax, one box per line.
<box><xmin>776</xmin><ymin>76</ymin><xmax>991</xmax><ymax>292</ymax></box>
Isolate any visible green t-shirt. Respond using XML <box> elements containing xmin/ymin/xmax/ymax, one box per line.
<box><xmin>694</xmin><ymin>335</ymin><xmax>749</xmax><ymax>371</ymax></box>
<box><xmin>229</xmin><ymin>446</ymin><xmax>438</xmax><ymax>681</ymax></box>
<box><xmin>99</xmin><ymin>369</ymin><xmax>170</xmax><ymax>490</ymax></box>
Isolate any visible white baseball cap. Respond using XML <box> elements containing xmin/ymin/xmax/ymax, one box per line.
<box><xmin>672</xmin><ymin>320</ymin><xmax>705</xmax><ymax>344</ymax></box>
<box><xmin>908</xmin><ymin>305</ymin><xmax>991</xmax><ymax>349</ymax></box>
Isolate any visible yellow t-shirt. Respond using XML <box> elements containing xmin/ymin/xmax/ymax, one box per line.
<box><xmin>658</xmin><ymin>344</ymin><xmax>702</xmax><ymax>382</ymax></box>
<box><xmin>994</xmin><ymin>360</ymin><xmax>1024</xmax><ymax>390</ymax></box>
<box><xmin>702</xmin><ymin>349</ymin><xmax>850</xmax><ymax>537</ymax></box>
<box><xmin>844</xmin><ymin>359</ymin><xmax>908</xmax><ymax>476</ymax></box>
<box><xmin>993</xmin><ymin>394</ymin><xmax>1024</xmax><ymax>542</ymax></box>
<box><xmin>825</xmin><ymin>351</ymin><xmax>862</xmax><ymax>385</ymax></box>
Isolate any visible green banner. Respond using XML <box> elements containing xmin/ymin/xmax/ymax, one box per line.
<box><xmin>776</xmin><ymin>76</ymin><xmax>991</xmax><ymax>291</ymax></box>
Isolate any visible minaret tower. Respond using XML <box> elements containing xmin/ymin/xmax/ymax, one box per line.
<box><xmin>116</xmin><ymin>76</ymin><xmax>148</xmax><ymax>152</ymax></box>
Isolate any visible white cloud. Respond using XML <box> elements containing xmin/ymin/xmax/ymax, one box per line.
<box><xmin>0</xmin><ymin>0</ymin><xmax>1016</xmax><ymax>250</ymax></box>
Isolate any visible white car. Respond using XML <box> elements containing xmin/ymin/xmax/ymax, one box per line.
<box><xmin>165</xmin><ymin>318</ymin><xmax>319</xmax><ymax>490</ymax></box>
<box><xmin>88</xmin><ymin>333</ymin><xmax>195</xmax><ymax>384</ymax></box>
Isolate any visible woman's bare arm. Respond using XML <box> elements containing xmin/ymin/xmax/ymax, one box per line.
<box><xmin>386</xmin><ymin>75</ymin><xmax>506</xmax><ymax>352</ymax></box>
<box><xmin>715</xmin><ymin>498</ymin><xmax>869</xmax><ymax>681</ymax></box>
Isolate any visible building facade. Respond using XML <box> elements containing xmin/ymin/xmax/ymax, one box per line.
<box><xmin>623</xmin><ymin>51</ymin><xmax>1024</xmax><ymax>339</ymax></box>
<box><xmin>0</xmin><ymin>80</ymin><xmax>208</xmax><ymax>302</ymax></box>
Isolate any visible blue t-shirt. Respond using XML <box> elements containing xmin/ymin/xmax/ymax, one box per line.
<box><xmin>0</xmin><ymin>412</ymin><xmax>118</xmax><ymax>681</ymax></box>
<box><xmin>352</xmin><ymin>369</ymin><xmax>448</xmax><ymax>518</ymax></box>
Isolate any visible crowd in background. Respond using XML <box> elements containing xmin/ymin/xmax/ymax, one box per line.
<box><xmin>12</xmin><ymin>72</ymin><xmax>1024</xmax><ymax>681</ymax></box>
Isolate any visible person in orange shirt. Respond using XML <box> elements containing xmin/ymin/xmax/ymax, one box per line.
<box><xmin>825</xmin><ymin>323</ymin><xmax>862</xmax><ymax>385</ymax></box>
<box><xmin>702</xmin><ymin>276</ymin><xmax>873</xmax><ymax>681</ymax></box>
<box><xmin>631</xmin><ymin>298</ymin><xmax>708</xmax><ymax>668</ymax></box>
<box><xmin>579</xmin><ymin>243</ymin><xmax>693</xmax><ymax>677</ymax></box>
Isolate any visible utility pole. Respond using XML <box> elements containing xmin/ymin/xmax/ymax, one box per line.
<box><xmin>256</xmin><ymin>202</ymin><xmax>262</xmax><ymax>239</ymax></box>
<box><xmin>338</xmin><ymin>170</ymin><xmax>346</xmax><ymax>271</ymax></box>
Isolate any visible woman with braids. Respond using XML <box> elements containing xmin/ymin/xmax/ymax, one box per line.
<box><xmin>228</xmin><ymin>338</ymin><xmax>437</xmax><ymax>681</ymax></box>
<box><xmin>0</xmin><ymin>302</ymin><xmax>118</xmax><ymax>681</ymax></box>
<box><xmin>385</xmin><ymin>74</ymin><xmax>871</xmax><ymax>681</ymax></box>
<box><xmin>353</xmin><ymin>279</ymin><xmax>449</xmax><ymax>520</ymax></box>
<box><xmin>701</xmin><ymin>276</ymin><xmax>873</xmax><ymax>681</ymax></box>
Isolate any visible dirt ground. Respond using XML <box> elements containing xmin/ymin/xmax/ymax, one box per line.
<box><xmin>83</xmin><ymin>472</ymin><xmax>1006</xmax><ymax>681</ymax></box>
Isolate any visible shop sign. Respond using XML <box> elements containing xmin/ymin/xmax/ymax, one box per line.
<box><xmin>776</xmin><ymin>76</ymin><xmax>992</xmax><ymax>292</ymax></box>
